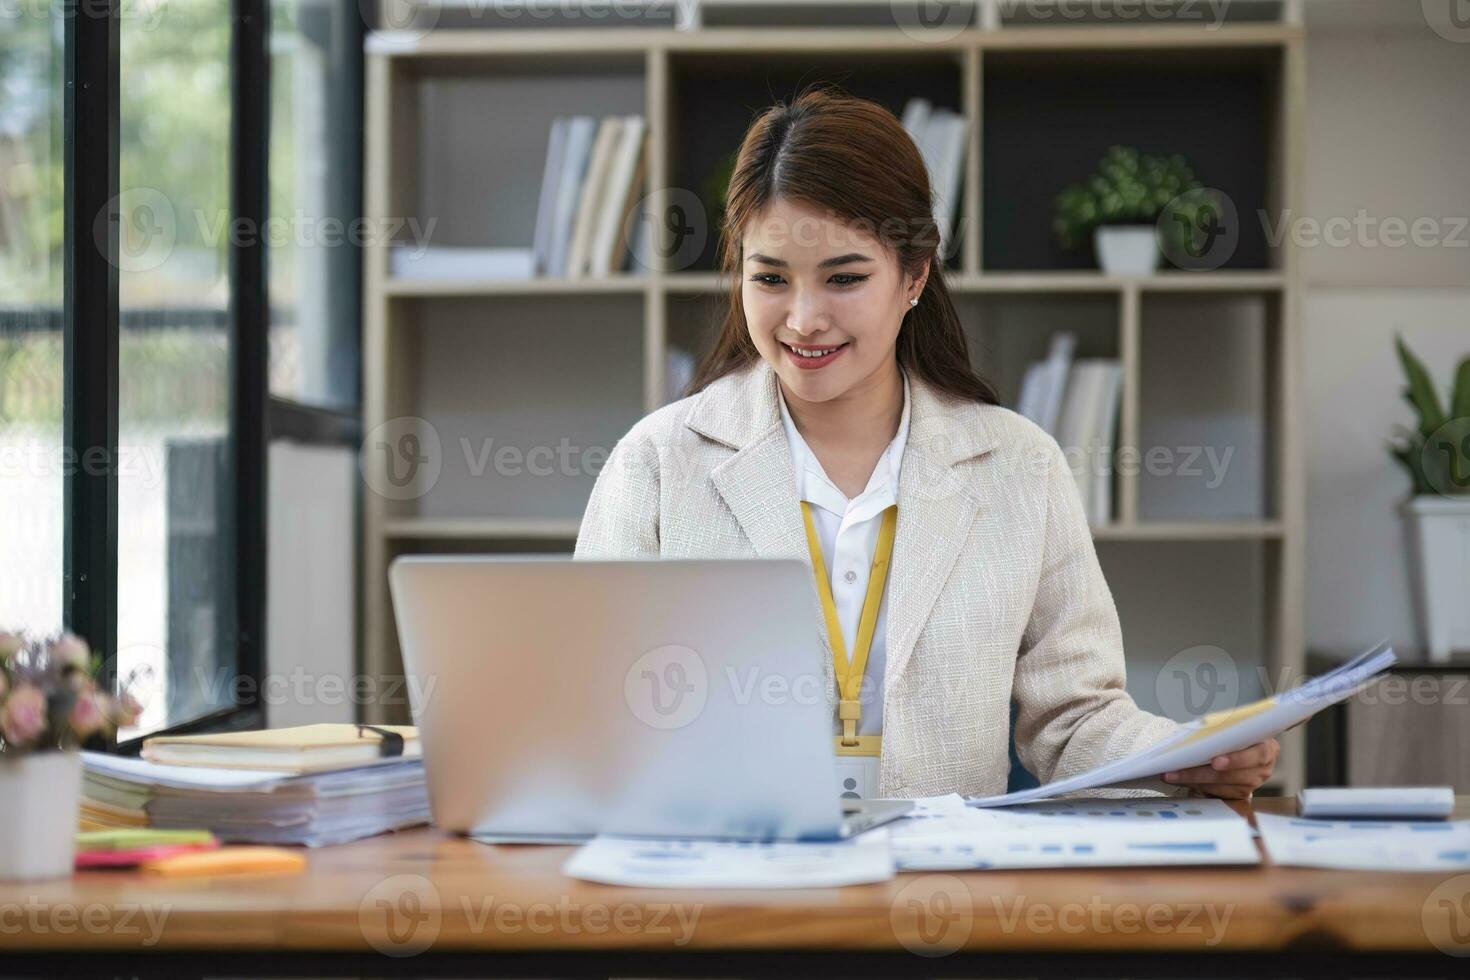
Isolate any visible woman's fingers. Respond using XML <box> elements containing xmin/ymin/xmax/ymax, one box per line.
<box><xmin>1162</xmin><ymin>738</ymin><xmax>1280</xmax><ymax>784</ymax></box>
<box><xmin>1204</xmin><ymin>739</ymin><xmax>1278</xmax><ymax>772</ymax></box>
<box><xmin>1166</xmin><ymin>764</ymin><xmax>1273</xmax><ymax>786</ymax></box>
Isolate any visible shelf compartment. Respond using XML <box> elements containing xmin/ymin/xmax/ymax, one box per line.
<box><xmin>1136</xmin><ymin>291</ymin><xmax>1281</xmax><ymax>523</ymax></box>
<box><xmin>381</xmin><ymin>55</ymin><xmax>647</xmax><ymax>265</ymax></box>
<box><xmin>981</xmin><ymin>45</ymin><xmax>1282</xmax><ymax>272</ymax></box>
<box><xmin>381</xmin><ymin>295</ymin><xmax>647</xmax><ymax>524</ymax></box>
<box><xmin>667</xmin><ymin>50</ymin><xmax>968</xmax><ymax>273</ymax></box>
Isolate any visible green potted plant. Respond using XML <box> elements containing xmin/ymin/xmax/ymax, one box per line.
<box><xmin>1054</xmin><ymin>145</ymin><xmax>1219</xmax><ymax>275</ymax></box>
<box><xmin>1388</xmin><ymin>335</ymin><xmax>1470</xmax><ymax>663</ymax></box>
<box><xmin>0</xmin><ymin>629</ymin><xmax>140</xmax><ymax>880</ymax></box>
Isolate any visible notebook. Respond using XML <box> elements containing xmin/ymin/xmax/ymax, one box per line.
<box><xmin>141</xmin><ymin>723</ymin><xmax>421</xmax><ymax>774</ymax></box>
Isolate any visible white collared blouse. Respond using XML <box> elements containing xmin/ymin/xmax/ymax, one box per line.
<box><xmin>776</xmin><ymin>369</ymin><xmax>910</xmax><ymax>737</ymax></box>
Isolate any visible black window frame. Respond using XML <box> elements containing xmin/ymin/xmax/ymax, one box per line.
<box><xmin>63</xmin><ymin>0</ymin><xmax>364</xmax><ymax>753</ymax></box>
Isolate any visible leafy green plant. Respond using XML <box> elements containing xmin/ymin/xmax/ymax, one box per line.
<box><xmin>1053</xmin><ymin>145</ymin><xmax>1219</xmax><ymax>255</ymax></box>
<box><xmin>1389</xmin><ymin>334</ymin><xmax>1470</xmax><ymax>497</ymax></box>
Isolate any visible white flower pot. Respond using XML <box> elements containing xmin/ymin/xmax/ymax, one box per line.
<box><xmin>1094</xmin><ymin>225</ymin><xmax>1160</xmax><ymax>275</ymax></box>
<box><xmin>1401</xmin><ymin>495</ymin><xmax>1470</xmax><ymax>663</ymax></box>
<box><xmin>0</xmin><ymin>751</ymin><xmax>82</xmax><ymax>881</ymax></box>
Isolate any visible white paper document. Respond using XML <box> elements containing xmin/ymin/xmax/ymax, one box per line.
<box><xmin>562</xmin><ymin>830</ymin><xmax>895</xmax><ymax>888</ymax></box>
<box><xmin>968</xmin><ymin>643</ymin><xmax>1397</xmax><ymax>808</ymax></box>
<box><xmin>1257</xmin><ymin>813</ymin><xmax>1470</xmax><ymax>871</ymax></box>
<box><xmin>890</xmin><ymin>794</ymin><xmax>1259</xmax><ymax>870</ymax></box>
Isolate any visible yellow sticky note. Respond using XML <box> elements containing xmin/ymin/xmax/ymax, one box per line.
<box><xmin>141</xmin><ymin>846</ymin><xmax>306</xmax><ymax>877</ymax></box>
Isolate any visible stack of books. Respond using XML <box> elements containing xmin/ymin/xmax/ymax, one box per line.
<box><xmin>534</xmin><ymin>114</ymin><xmax>650</xmax><ymax>278</ymax></box>
<box><xmin>1016</xmin><ymin>332</ymin><xmax>1123</xmax><ymax>527</ymax></box>
<box><xmin>387</xmin><ymin>113</ymin><xmax>649</xmax><ymax>282</ymax></box>
<box><xmin>80</xmin><ymin>724</ymin><xmax>431</xmax><ymax>847</ymax></box>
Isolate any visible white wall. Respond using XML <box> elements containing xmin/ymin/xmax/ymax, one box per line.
<box><xmin>1303</xmin><ymin>1</ymin><xmax>1470</xmax><ymax>654</ymax></box>
<box><xmin>267</xmin><ymin>441</ymin><xmax>358</xmax><ymax>727</ymax></box>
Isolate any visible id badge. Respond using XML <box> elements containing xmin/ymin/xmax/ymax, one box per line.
<box><xmin>835</xmin><ymin>755</ymin><xmax>880</xmax><ymax>801</ymax></box>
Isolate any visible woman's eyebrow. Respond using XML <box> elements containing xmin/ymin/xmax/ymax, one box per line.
<box><xmin>745</xmin><ymin>252</ymin><xmax>874</xmax><ymax>268</ymax></box>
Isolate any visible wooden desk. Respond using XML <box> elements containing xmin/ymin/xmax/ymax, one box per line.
<box><xmin>4</xmin><ymin>798</ymin><xmax>1468</xmax><ymax>977</ymax></box>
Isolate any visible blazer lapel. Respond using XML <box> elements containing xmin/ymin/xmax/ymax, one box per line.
<box><xmin>883</xmin><ymin>376</ymin><xmax>999</xmax><ymax>693</ymax></box>
<box><xmin>687</xmin><ymin>361</ymin><xmax>839</xmax><ymax>692</ymax></box>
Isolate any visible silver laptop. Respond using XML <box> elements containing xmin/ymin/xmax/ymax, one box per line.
<box><xmin>388</xmin><ymin>556</ymin><xmax>911</xmax><ymax>842</ymax></box>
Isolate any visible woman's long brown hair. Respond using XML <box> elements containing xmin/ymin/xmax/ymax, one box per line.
<box><xmin>684</xmin><ymin>84</ymin><xmax>1000</xmax><ymax>406</ymax></box>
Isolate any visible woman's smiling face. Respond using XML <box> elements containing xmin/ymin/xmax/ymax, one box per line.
<box><xmin>741</xmin><ymin>197</ymin><xmax>924</xmax><ymax>403</ymax></box>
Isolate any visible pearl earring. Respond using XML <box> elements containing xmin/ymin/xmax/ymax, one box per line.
<box><xmin>909</xmin><ymin>297</ymin><xmax>918</xmax><ymax>307</ymax></box>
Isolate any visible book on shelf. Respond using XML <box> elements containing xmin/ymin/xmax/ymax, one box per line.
<box><xmin>1054</xmin><ymin>359</ymin><xmax>1122</xmax><ymax>526</ymax></box>
<box><xmin>590</xmin><ymin>116</ymin><xmax>648</xmax><ymax>277</ymax></box>
<box><xmin>1016</xmin><ymin>337</ymin><xmax>1121</xmax><ymax>526</ymax></box>
<box><xmin>536</xmin><ymin>113</ymin><xmax>648</xmax><ymax>279</ymax></box>
<box><xmin>626</xmin><ymin>196</ymin><xmax>652</xmax><ymax>274</ymax></box>
<box><xmin>545</xmin><ymin>115</ymin><xmax>598</xmax><ymax>278</ymax></box>
<box><xmin>900</xmin><ymin>98</ymin><xmax>967</xmax><ymax>259</ymax></box>
<box><xmin>1016</xmin><ymin>330</ymin><xmax>1076</xmax><ymax>437</ymax></box>
<box><xmin>388</xmin><ymin>245</ymin><xmax>535</xmax><ymax>281</ymax></box>
<box><xmin>566</xmin><ymin>116</ymin><xmax>625</xmax><ymax>278</ymax></box>
<box><xmin>532</xmin><ymin>116</ymin><xmax>570</xmax><ymax>276</ymax></box>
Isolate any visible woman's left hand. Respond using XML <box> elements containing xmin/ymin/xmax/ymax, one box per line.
<box><xmin>1161</xmin><ymin>738</ymin><xmax>1280</xmax><ymax>800</ymax></box>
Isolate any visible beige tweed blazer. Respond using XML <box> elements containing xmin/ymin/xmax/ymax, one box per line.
<box><xmin>574</xmin><ymin>358</ymin><xmax>1181</xmax><ymax>799</ymax></box>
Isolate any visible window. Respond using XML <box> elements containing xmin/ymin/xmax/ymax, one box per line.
<box><xmin>0</xmin><ymin>0</ymin><xmax>351</xmax><ymax>748</ymax></box>
<box><xmin>0</xmin><ymin>6</ymin><xmax>64</xmax><ymax>637</ymax></box>
<box><xmin>268</xmin><ymin>0</ymin><xmax>361</xmax><ymax>411</ymax></box>
<box><xmin>116</xmin><ymin>0</ymin><xmax>237</xmax><ymax>738</ymax></box>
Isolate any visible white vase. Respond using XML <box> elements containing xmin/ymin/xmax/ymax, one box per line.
<box><xmin>0</xmin><ymin>751</ymin><xmax>82</xmax><ymax>881</ymax></box>
<box><xmin>1093</xmin><ymin>225</ymin><xmax>1160</xmax><ymax>275</ymax></box>
<box><xmin>1401</xmin><ymin>495</ymin><xmax>1470</xmax><ymax>663</ymax></box>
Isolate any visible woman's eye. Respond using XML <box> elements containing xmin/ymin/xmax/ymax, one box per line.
<box><xmin>747</xmin><ymin>274</ymin><xmax>868</xmax><ymax>287</ymax></box>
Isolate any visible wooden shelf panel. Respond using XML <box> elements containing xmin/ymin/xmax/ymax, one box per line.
<box><xmin>383</xmin><ymin>275</ymin><xmax>651</xmax><ymax>297</ymax></box>
<box><xmin>384</xmin><ymin>516</ymin><xmax>581</xmax><ymax>540</ymax></box>
<box><xmin>366</xmin><ymin>25</ymin><xmax>1302</xmax><ymax>60</ymax></box>
<box><xmin>1092</xmin><ymin>520</ymin><xmax>1285</xmax><ymax>541</ymax></box>
<box><xmin>380</xmin><ymin>517</ymin><xmax>1284</xmax><ymax>543</ymax></box>
<box><xmin>658</xmin><ymin>271</ymin><xmax>1284</xmax><ymax>295</ymax></box>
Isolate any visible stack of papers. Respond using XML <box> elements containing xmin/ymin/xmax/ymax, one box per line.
<box><xmin>1257</xmin><ymin>814</ymin><xmax>1470</xmax><ymax>872</ymax></box>
<box><xmin>81</xmin><ymin>752</ymin><xmax>430</xmax><ymax>848</ymax></box>
<box><xmin>968</xmin><ymin>643</ymin><xmax>1398</xmax><ymax>807</ymax></box>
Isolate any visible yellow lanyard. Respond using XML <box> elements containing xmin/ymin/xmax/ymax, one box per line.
<box><xmin>800</xmin><ymin>500</ymin><xmax>898</xmax><ymax>756</ymax></box>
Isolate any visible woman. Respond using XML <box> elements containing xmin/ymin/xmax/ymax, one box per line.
<box><xmin>575</xmin><ymin>86</ymin><xmax>1278</xmax><ymax>802</ymax></box>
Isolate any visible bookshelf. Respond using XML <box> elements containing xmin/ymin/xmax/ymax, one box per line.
<box><xmin>361</xmin><ymin>3</ymin><xmax>1307</xmax><ymax>791</ymax></box>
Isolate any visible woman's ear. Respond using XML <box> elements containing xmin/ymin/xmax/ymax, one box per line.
<box><xmin>907</xmin><ymin>258</ymin><xmax>931</xmax><ymax>304</ymax></box>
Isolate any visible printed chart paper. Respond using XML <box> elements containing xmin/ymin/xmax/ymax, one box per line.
<box><xmin>562</xmin><ymin>829</ymin><xmax>894</xmax><ymax>888</ymax></box>
<box><xmin>1257</xmin><ymin>814</ymin><xmax>1470</xmax><ymax>871</ymax></box>
<box><xmin>889</xmin><ymin>794</ymin><xmax>1259</xmax><ymax>870</ymax></box>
